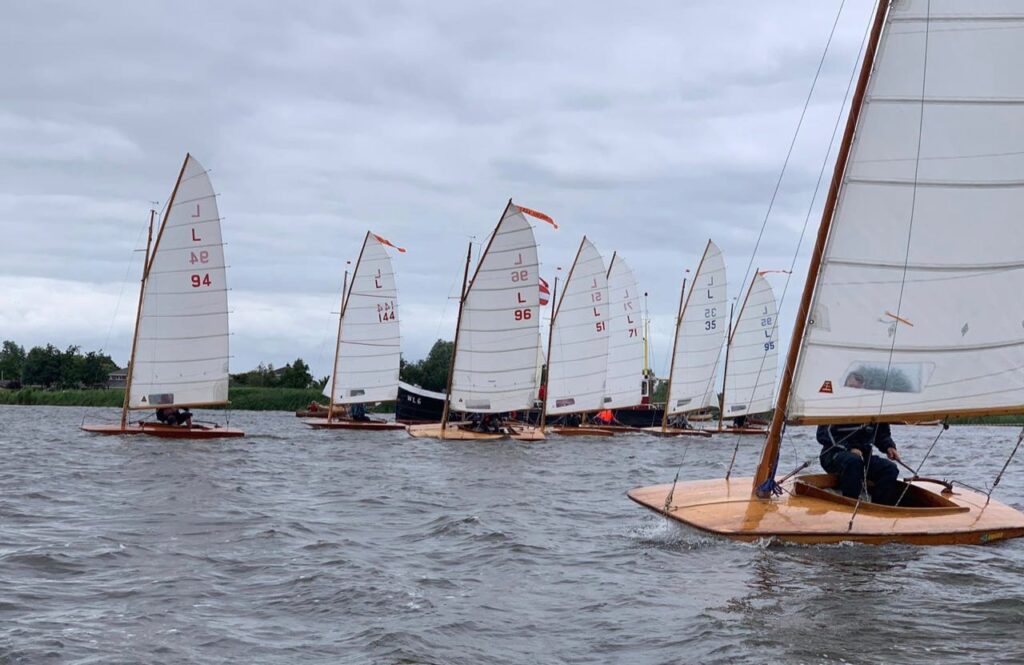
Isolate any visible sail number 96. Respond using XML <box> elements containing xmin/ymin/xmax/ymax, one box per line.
<box><xmin>514</xmin><ymin>309</ymin><xmax>532</xmax><ymax>321</ymax></box>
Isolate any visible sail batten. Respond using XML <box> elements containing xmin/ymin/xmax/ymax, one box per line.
<box><xmin>787</xmin><ymin>0</ymin><xmax>1024</xmax><ymax>421</ymax></box>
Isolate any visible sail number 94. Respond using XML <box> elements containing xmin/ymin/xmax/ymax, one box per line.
<box><xmin>190</xmin><ymin>274</ymin><xmax>212</xmax><ymax>287</ymax></box>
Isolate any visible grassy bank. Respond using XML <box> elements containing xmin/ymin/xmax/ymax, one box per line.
<box><xmin>0</xmin><ymin>387</ymin><xmax>394</xmax><ymax>412</ymax></box>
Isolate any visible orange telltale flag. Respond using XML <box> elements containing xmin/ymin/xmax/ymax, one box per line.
<box><xmin>515</xmin><ymin>204</ymin><xmax>558</xmax><ymax>229</ymax></box>
<box><xmin>371</xmin><ymin>232</ymin><xmax>407</xmax><ymax>253</ymax></box>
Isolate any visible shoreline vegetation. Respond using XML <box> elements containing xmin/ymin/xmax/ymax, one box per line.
<box><xmin>0</xmin><ymin>387</ymin><xmax>393</xmax><ymax>413</ymax></box>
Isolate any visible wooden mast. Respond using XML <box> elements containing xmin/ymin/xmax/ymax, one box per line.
<box><xmin>121</xmin><ymin>153</ymin><xmax>190</xmax><ymax>426</ymax></box>
<box><xmin>541</xmin><ymin>237</ymin><xmax>588</xmax><ymax>430</ymax></box>
<box><xmin>718</xmin><ymin>301</ymin><xmax>735</xmax><ymax>432</ymax></box>
<box><xmin>120</xmin><ymin>209</ymin><xmax>156</xmax><ymax>429</ymax></box>
<box><xmin>326</xmin><ymin>262</ymin><xmax>352</xmax><ymax>422</ymax></box>
<box><xmin>753</xmin><ymin>0</ymin><xmax>890</xmax><ymax>492</ymax></box>
<box><xmin>661</xmin><ymin>239</ymin><xmax>712</xmax><ymax>430</ymax></box>
<box><xmin>440</xmin><ymin>241</ymin><xmax>473</xmax><ymax>436</ymax></box>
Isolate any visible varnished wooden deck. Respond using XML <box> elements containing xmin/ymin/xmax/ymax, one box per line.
<box><xmin>628</xmin><ymin>476</ymin><xmax>1024</xmax><ymax>545</ymax></box>
<box><xmin>81</xmin><ymin>423</ymin><xmax>245</xmax><ymax>439</ymax></box>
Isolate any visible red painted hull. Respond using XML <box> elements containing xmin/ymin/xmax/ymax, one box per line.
<box><xmin>81</xmin><ymin>423</ymin><xmax>245</xmax><ymax>439</ymax></box>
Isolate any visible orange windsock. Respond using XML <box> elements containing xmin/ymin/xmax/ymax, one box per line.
<box><xmin>371</xmin><ymin>233</ymin><xmax>407</xmax><ymax>253</ymax></box>
<box><xmin>515</xmin><ymin>204</ymin><xmax>558</xmax><ymax>229</ymax></box>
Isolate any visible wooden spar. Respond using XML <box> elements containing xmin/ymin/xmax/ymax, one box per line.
<box><xmin>791</xmin><ymin>404</ymin><xmax>1024</xmax><ymax>426</ymax></box>
<box><xmin>326</xmin><ymin>261</ymin><xmax>352</xmax><ymax>422</ymax></box>
<box><xmin>718</xmin><ymin>273</ymin><xmax>758</xmax><ymax>431</ymax></box>
<box><xmin>660</xmin><ymin>275</ymin><xmax>689</xmax><ymax>431</ymax></box>
<box><xmin>120</xmin><ymin>209</ymin><xmax>156</xmax><ymax>429</ymax></box>
<box><xmin>753</xmin><ymin>0</ymin><xmax>891</xmax><ymax>493</ymax></box>
<box><xmin>440</xmin><ymin>240</ymin><xmax>473</xmax><ymax>435</ymax></box>
<box><xmin>662</xmin><ymin>239</ymin><xmax>713</xmax><ymax>430</ymax></box>
<box><xmin>718</xmin><ymin>301</ymin><xmax>735</xmax><ymax>431</ymax></box>
<box><xmin>542</xmin><ymin>237</ymin><xmax>588</xmax><ymax>429</ymax></box>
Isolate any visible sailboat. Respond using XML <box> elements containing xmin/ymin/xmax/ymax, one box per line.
<box><xmin>641</xmin><ymin>239</ymin><xmax>727</xmax><ymax>438</ymax></box>
<box><xmin>629</xmin><ymin>0</ymin><xmax>1024</xmax><ymax>544</ymax></box>
<box><xmin>407</xmin><ymin>200</ymin><xmax>554</xmax><ymax>441</ymax></box>
<box><xmin>306</xmin><ymin>231</ymin><xmax>406</xmax><ymax>431</ymax></box>
<box><xmin>716</xmin><ymin>272</ymin><xmax>779</xmax><ymax>434</ymax></box>
<box><xmin>541</xmin><ymin>237</ymin><xmax>614</xmax><ymax>437</ymax></box>
<box><xmin>82</xmin><ymin>154</ymin><xmax>244</xmax><ymax>438</ymax></box>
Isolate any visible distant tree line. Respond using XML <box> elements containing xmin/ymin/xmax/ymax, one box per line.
<box><xmin>399</xmin><ymin>339</ymin><xmax>453</xmax><ymax>393</ymax></box>
<box><xmin>230</xmin><ymin>358</ymin><xmax>316</xmax><ymax>389</ymax></box>
<box><xmin>0</xmin><ymin>340</ymin><xmax>118</xmax><ymax>389</ymax></box>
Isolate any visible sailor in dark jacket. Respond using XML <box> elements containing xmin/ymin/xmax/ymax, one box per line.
<box><xmin>816</xmin><ymin>422</ymin><xmax>902</xmax><ymax>505</ymax></box>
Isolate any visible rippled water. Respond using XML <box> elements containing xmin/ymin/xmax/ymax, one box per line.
<box><xmin>2</xmin><ymin>405</ymin><xmax>1024</xmax><ymax>664</ymax></box>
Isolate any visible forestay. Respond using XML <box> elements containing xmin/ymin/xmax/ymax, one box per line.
<box><xmin>603</xmin><ymin>253</ymin><xmax>643</xmax><ymax>409</ymax></box>
<box><xmin>723</xmin><ymin>274</ymin><xmax>778</xmax><ymax>418</ymax></box>
<box><xmin>546</xmin><ymin>237</ymin><xmax>609</xmax><ymax>415</ymax></box>
<box><xmin>450</xmin><ymin>205</ymin><xmax>541</xmax><ymax>413</ymax></box>
<box><xmin>324</xmin><ymin>232</ymin><xmax>400</xmax><ymax>404</ymax></box>
<box><xmin>666</xmin><ymin>240</ymin><xmax>727</xmax><ymax>415</ymax></box>
<box><xmin>788</xmin><ymin>0</ymin><xmax>1024</xmax><ymax>421</ymax></box>
<box><xmin>129</xmin><ymin>155</ymin><xmax>230</xmax><ymax>409</ymax></box>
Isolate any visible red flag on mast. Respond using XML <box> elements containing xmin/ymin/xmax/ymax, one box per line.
<box><xmin>539</xmin><ymin>277</ymin><xmax>551</xmax><ymax>306</ymax></box>
<box><xmin>371</xmin><ymin>233</ymin><xmax>407</xmax><ymax>253</ymax></box>
<box><xmin>515</xmin><ymin>204</ymin><xmax>558</xmax><ymax>229</ymax></box>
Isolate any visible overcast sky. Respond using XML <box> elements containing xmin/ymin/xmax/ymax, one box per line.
<box><xmin>0</xmin><ymin>0</ymin><xmax>876</xmax><ymax>380</ymax></box>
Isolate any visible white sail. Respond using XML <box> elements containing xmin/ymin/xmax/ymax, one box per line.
<box><xmin>325</xmin><ymin>232</ymin><xmax>400</xmax><ymax>404</ymax></box>
<box><xmin>723</xmin><ymin>274</ymin><xmax>778</xmax><ymax>418</ymax></box>
<box><xmin>546</xmin><ymin>237</ymin><xmax>609</xmax><ymax>415</ymax></box>
<box><xmin>789</xmin><ymin>0</ymin><xmax>1024</xmax><ymax>421</ymax></box>
<box><xmin>450</xmin><ymin>204</ymin><xmax>541</xmax><ymax>413</ymax></box>
<box><xmin>666</xmin><ymin>240</ymin><xmax>727</xmax><ymax>415</ymax></box>
<box><xmin>603</xmin><ymin>253</ymin><xmax>643</xmax><ymax>409</ymax></box>
<box><xmin>129</xmin><ymin>155</ymin><xmax>229</xmax><ymax>408</ymax></box>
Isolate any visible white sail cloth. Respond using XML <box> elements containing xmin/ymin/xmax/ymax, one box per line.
<box><xmin>789</xmin><ymin>0</ymin><xmax>1024</xmax><ymax>421</ymax></box>
<box><xmin>450</xmin><ymin>205</ymin><xmax>541</xmax><ymax>413</ymax></box>
<box><xmin>546</xmin><ymin>237</ymin><xmax>609</xmax><ymax>415</ymax></box>
<box><xmin>129</xmin><ymin>155</ymin><xmax>230</xmax><ymax>409</ymax></box>
<box><xmin>666</xmin><ymin>240</ymin><xmax>727</xmax><ymax>415</ymax></box>
<box><xmin>603</xmin><ymin>254</ymin><xmax>643</xmax><ymax>409</ymax></box>
<box><xmin>324</xmin><ymin>232</ymin><xmax>400</xmax><ymax>404</ymax></box>
<box><xmin>723</xmin><ymin>274</ymin><xmax>778</xmax><ymax>418</ymax></box>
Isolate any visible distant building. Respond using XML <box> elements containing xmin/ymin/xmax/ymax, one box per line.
<box><xmin>107</xmin><ymin>367</ymin><xmax>128</xmax><ymax>389</ymax></box>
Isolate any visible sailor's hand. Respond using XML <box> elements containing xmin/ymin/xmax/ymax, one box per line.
<box><xmin>850</xmin><ymin>448</ymin><xmax>863</xmax><ymax>458</ymax></box>
<box><xmin>887</xmin><ymin>447</ymin><xmax>901</xmax><ymax>462</ymax></box>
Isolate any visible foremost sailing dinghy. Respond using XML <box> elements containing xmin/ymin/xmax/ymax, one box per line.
<box><xmin>541</xmin><ymin>237</ymin><xmax>614</xmax><ymax>437</ymax></box>
<box><xmin>630</xmin><ymin>0</ymin><xmax>1024</xmax><ymax>544</ymax></box>
<box><xmin>307</xmin><ymin>231</ymin><xmax>406</xmax><ymax>431</ymax></box>
<box><xmin>642</xmin><ymin>240</ymin><xmax>727</xmax><ymax>438</ymax></box>
<box><xmin>716</xmin><ymin>272</ymin><xmax>779</xmax><ymax>435</ymax></box>
<box><xmin>82</xmin><ymin>154</ymin><xmax>243</xmax><ymax>438</ymax></box>
<box><xmin>407</xmin><ymin>200</ymin><xmax>555</xmax><ymax>441</ymax></box>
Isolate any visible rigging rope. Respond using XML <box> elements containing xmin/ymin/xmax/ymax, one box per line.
<box><xmin>724</xmin><ymin>0</ymin><xmax>871</xmax><ymax>480</ymax></box>
<box><xmin>985</xmin><ymin>425</ymin><xmax>1024</xmax><ymax>508</ymax></box>
<box><xmin>895</xmin><ymin>419</ymin><xmax>947</xmax><ymax>506</ymax></box>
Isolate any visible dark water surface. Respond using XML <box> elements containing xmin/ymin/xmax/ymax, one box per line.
<box><xmin>2</xmin><ymin>405</ymin><xmax>1024</xmax><ymax>664</ymax></box>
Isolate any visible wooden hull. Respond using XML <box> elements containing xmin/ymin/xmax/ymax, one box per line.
<box><xmin>628</xmin><ymin>475</ymin><xmax>1024</xmax><ymax>545</ymax></box>
<box><xmin>295</xmin><ymin>409</ymin><xmax>328</xmax><ymax>418</ymax></box>
<box><xmin>712</xmin><ymin>427</ymin><xmax>768</xmax><ymax>436</ymax></box>
<box><xmin>304</xmin><ymin>419</ymin><xmax>406</xmax><ymax>431</ymax></box>
<box><xmin>639</xmin><ymin>426</ymin><xmax>713</xmax><ymax>438</ymax></box>
<box><xmin>407</xmin><ymin>422</ymin><xmax>545</xmax><ymax>442</ymax></box>
<box><xmin>81</xmin><ymin>423</ymin><xmax>245</xmax><ymax>439</ymax></box>
<box><xmin>548</xmin><ymin>426</ymin><xmax>616</xmax><ymax>437</ymax></box>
